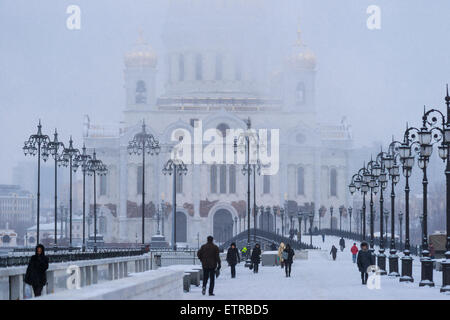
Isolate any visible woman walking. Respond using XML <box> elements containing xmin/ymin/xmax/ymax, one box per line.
<box><xmin>282</xmin><ymin>244</ymin><xmax>295</xmax><ymax>277</ymax></box>
<box><xmin>25</xmin><ymin>244</ymin><xmax>49</xmax><ymax>297</ymax></box>
<box><xmin>226</xmin><ymin>242</ymin><xmax>240</xmax><ymax>278</ymax></box>
<box><xmin>250</xmin><ymin>243</ymin><xmax>261</xmax><ymax>273</ymax></box>
<box><xmin>277</xmin><ymin>242</ymin><xmax>286</xmax><ymax>268</ymax></box>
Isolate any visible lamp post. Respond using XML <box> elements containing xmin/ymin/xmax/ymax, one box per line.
<box><xmin>365</xmin><ymin>158</ymin><xmax>380</xmax><ymax>254</ymax></box>
<box><xmin>399</xmin><ymin>211</ymin><xmax>403</xmax><ymax>252</ymax></box>
<box><xmin>73</xmin><ymin>144</ymin><xmax>91</xmax><ymax>252</ymax></box>
<box><xmin>384</xmin><ymin>138</ymin><xmax>402</xmax><ymax>276</ymax></box>
<box><xmin>272</xmin><ymin>206</ymin><xmax>278</xmax><ymax>234</ymax></box>
<box><xmin>384</xmin><ymin>209</ymin><xmax>389</xmax><ymax>240</ymax></box>
<box><xmin>128</xmin><ymin>120</ymin><xmax>160</xmax><ymax>247</ymax></box>
<box><xmin>348</xmin><ymin>206</ymin><xmax>353</xmax><ymax>234</ymax></box>
<box><xmin>47</xmin><ymin>129</ymin><xmax>65</xmax><ymax>247</ymax></box>
<box><xmin>280</xmin><ymin>207</ymin><xmax>285</xmax><ymax>237</ymax></box>
<box><xmin>339</xmin><ymin>205</ymin><xmax>344</xmax><ymax>233</ymax></box>
<box><xmin>234</xmin><ymin>117</ymin><xmax>260</xmax><ymax>256</ymax></box>
<box><xmin>349</xmin><ymin>165</ymin><xmax>369</xmax><ymax>241</ymax></box>
<box><xmin>265</xmin><ymin>206</ymin><xmax>271</xmax><ymax>232</ymax></box>
<box><xmin>330</xmin><ymin>206</ymin><xmax>334</xmax><ymax>231</ymax></box>
<box><xmin>309</xmin><ymin>211</ymin><xmax>314</xmax><ymax>246</ymax></box>
<box><xmin>61</xmin><ymin>137</ymin><xmax>80</xmax><ymax>248</ymax></box>
<box><xmin>398</xmin><ymin>124</ymin><xmax>419</xmax><ymax>282</ymax></box>
<box><xmin>23</xmin><ymin>120</ymin><xmax>50</xmax><ymax>245</ymax></box>
<box><xmin>253</xmin><ymin>158</ymin><xmax>261</xmax><ymax>238</ymax></box>
<box><xmin>162</xmin><ymin>158</ymin><xmax>188</xmax><ymax>251</ymax></box>
<box><xmin>297</xmin><ymin>210</ymin><xmax>302</xmax><ymax>243</ymax></box>
<box><xmin>87</xmin><ymin>150</ymin><xmax>107</xmax><ymax>252</ymax></box>
<box><xmin>234</xmin><ymin>216</ymin><xmax>238</xmax><ymax>236</ymax></box>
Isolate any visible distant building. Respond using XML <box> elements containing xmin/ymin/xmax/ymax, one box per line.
<box><xmin>0</xmin><ymin>184</ymin><xmax>34</xmax><ymax>238</ymax></box>
<box><xmin>0</xmin><ymin>223</ymin><xmax>18</xmax><ymax>247</ymax></box>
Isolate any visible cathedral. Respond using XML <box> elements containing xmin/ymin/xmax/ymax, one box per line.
<box><xmin>83</xmin><ymin>0</ymin><xmax>353</xmax><ymax>246</ymax></box>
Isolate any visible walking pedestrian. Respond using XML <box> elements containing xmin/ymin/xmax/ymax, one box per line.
<box><xmin>197</xmin><ymin>236</ymin><xmax>221</xmax><ymax>296</ymax></box>
<box><xmin>277</xmin><ymin>242</ymin><xmax>286</xmax><ymax>268</ymax></box>
<box><xmin>357</xmin><ymin>242</ymin><xmax>375</xmax><ymax>285</ymax></box>
<box><xmin>226</xmin><ymin>242</ymin><xmax>240</xmax><ymax>278</ymax></box>
<box><xmin>282</xmin><ymin>244</ymin><xmax>295</xmax><ymax>277</ymax></box>
<box><xmin>250</xmin><ymin>243</ymin><xmax>261</xmax><ymax>273</ymax></box>
<box><xmin>24</xmin><ymin>244</ymin><xmax>49</xmax><ymax>297</ymax></box>
<box><xmin>339</xmin><ymin>237</ymin><xmax>345</xmax><ymax>252</ymax></box>
<box><xmin>330</xmin><ymin>245</ymin><xmax>338</xmax><ymax>261</ymax></box>
<box><xmin>351</xmin><ymin>243</ymin><xmax>359</xmax><ymax>263</ymax></box>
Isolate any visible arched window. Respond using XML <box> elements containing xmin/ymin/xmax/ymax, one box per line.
<box><xmin>100</xmin><ymin>174</ymin><xmax>107</xmax><ymax>196</ymax></box>
<box><xmin>296</xmin><ymin>82</ymin><xmax>305</xmax><ymax>105</ymax></box>
<box><xmin>179</xmin><ymin>54</ymin><xmax>185</xmax><ymax>81</ymax></box>
<box><xmin>219</xmin><ymin>165</ymin><xmax>227</xmax><ymax>194</ymax></box>
<box><xmin>135</xmin><ymin>80</ymin><xmax>147</xmax><ymax>104</ymax></box>
<box><xmin>263</xmin><ymin>175</ymin><xmax>270</xmax><ymax>194</ymax></box>
<box><xmin>229</xmin><ymin>165</ymin><xmax>236</xmax><ymax>194</ymax></box>
<box><xmin>99</xmin><ymin>216</ymin><xmax>107</xmax><ymax>234</ymax></box>
<box><xmin>215</xmin><ymin>54</ymin><xmax>223</xmax><ymax>80</ymax></box>
<box><xmin>195</xmin><ymin>54</ymin><xmax>202</xmax><ymax>80</ymax></box>
<box><xmin>297</xmin><ymin>167</ymin><xmax>304</xmax><ymax>195</ymax></box>
<box><xmin>210</xmin><ymin>165</ymin><xmax>217</xmax><ymax>193</ymax></box>
<box><xmin>330</xmin><ymin>168</ymin><xmax>338</xmax><ymax>197</ymax></box>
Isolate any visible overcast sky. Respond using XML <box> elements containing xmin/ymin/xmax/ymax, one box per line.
<box><xmin>1</xmin><ymin>0</ymin><xmax>449</xmax><ymax>184</ymax></box>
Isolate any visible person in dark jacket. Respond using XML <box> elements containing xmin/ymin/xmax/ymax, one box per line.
<box><xmin>357</xmin><ymin>242</ymin><xmax>375</xmax><ymax>284</ymax></box>
<box><xmin>250</xmin><ymin>243</ymin><xmax>261</xmax><ymax>273</ymax></box>
<box><xmin>330</xmin><ymin>245</ymin><xmax>338</xmax><ymax>261</ymax></box>
<box><xmin>270</xmin><ymin>242</ymin><xmax>277</xmax><ymax>251</ymax></box>
<box><xmin>25</xmin><ymin>244</ymin><xmax>49</xmax><ymax>297</ymax></box>
<box><xmin>197</xmin><ymin>236</ymin><xmax>221</xmax><ymax>296</ymax></box>
<box><xmin>226</xmin><ymin>242</ymin><xmax>240</xmax><ymax>278</ymax></box>
<box><xmin>282</xmin><ymin>244</ymin><xmax>295</xmax><ymax>277</ymax></box>
<box><xmin>339</xmin><ymin>237</ymin><xmax>345</xmax><ymax>252</ymax></box>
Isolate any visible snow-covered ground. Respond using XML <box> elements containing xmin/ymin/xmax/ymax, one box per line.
<box><xmin>183</xmin><ymin>236</ymin><xmax>450</xmax><ymax>300</ymax></box>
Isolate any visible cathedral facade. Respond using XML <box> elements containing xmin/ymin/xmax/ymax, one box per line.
<box><xmin>83</xmin><ymin>1</ymin><xmax>353</xmax><ymax>246</ymax></box>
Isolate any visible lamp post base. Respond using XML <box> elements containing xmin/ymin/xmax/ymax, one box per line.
<box><xmin>419</xmin><ymin>257</ymin><xmax>435</xmax><ymax>287</ymax></box>
<box><xmin>388</xmin><ymin>252</ymin><xmax>400</xmax><ymax>277</ymax></box>
<box><xmin>400</xmin><ymin>255</ymin><xmax>414</xmax><ymax>282</ymax></box>
<box><xmin>377</xmin><ymin>250</ymin><xmax>387</xmax><ymax>275</ymax></box>
<box><xmin>440</xmin><ymin>257</ymin><xmax>450</xmax><ymax>292</ymax></box>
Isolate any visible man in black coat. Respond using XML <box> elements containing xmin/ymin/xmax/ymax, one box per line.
<box><xmin>250</xmin><ymin>243</ymin><xmax>261</xmax><ymax>273</ymax></box>
<box><xmin>339</xmin><ymin>237</ymin><xmax>345</xmax><ymax>252</ymax></box>
<box><xmin>25</xmin><ymin>244</ymin><xmax>49</xmax><ymax>297</ymax></box>
<box><xmin>330</xmin><ymin>245</ymin><xmax>338</xmax><ymax>261</ymax></box>
<box><xmin>226</xmin><ymin>242</ymin><xmax>240</xmax><ymax>278</ymax></box>
<box><xmin>357</xmin><ymin>242</ymin><xmax>375</xmax><ymax>284</ymax></box>
<box><xmin>197</xmin><ymin>236</ymin><xmax>221</xmax><ymax>296</ymax></box>
<box><xmin>283</xmin><ymin>244</ymin><xmax>295</xmax><ymax>277</ymax></box>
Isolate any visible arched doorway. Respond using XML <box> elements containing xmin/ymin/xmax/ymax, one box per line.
<box><xmin>213</xmin><ymin>209</ymin><xmax>233</xmax><ymax>243</ymax></box>
<box><xmin>259</xmin><ymin>213</ymin><xmax>275</xmax><ymax>233</ymax></box>
<box><xmin>176</xmin><ymin>211</ymin><xmax>187</xmax><ymax>243</ymax></box>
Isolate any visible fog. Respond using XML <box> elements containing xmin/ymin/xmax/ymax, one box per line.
<box><xmin>1</xmin><ymin>0</ymin><xmax>450</xmax><ymax>184</ymax></box>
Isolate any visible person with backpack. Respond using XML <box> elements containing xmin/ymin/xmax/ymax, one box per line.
<box><xmin>282</xmin><ymin>244</ymin><xmax>295</xmax><ymax>277</ymax></box>
<box><xmin>250</xmin><ymin>243</ymin><xmax>261</xmax><ymax>273</ymax></box>
<box><xmin>226</xmin><ymin>242</ymin><xmax>240</xmax><ymax>278</ymax></box>
<box><xmin>197</xmin><ymin>236</ymin><xmax>221</xmax><ymax>296</ymax></box>
<box><xmin>330</xmin><ymin>245</ymin><xmax>338</xmax><ymax>261</ymax></box>
<box><xmin>277</xmin><ymin>242</ymin><xmax>286</xmax><ymax>268</ymax></box>
<box><xmin>350</xmin><ymin>243</ymin><xmax>359</xmax><ymax>263</ymax></box>
<box><xmin>25</xmin><ymin>244</ymin><xmax>49</xmax><ymax>297</ymax></box>
<box><xmin>357</xmin><ymin>242</ymin><xmax>375</xmax><ymax>285</ymax></box>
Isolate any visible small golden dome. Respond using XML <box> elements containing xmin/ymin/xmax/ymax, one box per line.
<box><xmin>124</xmin><ymin>30</ymin><xmax>157</xmax><ymax>68</ymax></box>
<box><xmin>286</xmin><ymin>25</ymin><xmax>316</xmax><ymax>69</ymax></box>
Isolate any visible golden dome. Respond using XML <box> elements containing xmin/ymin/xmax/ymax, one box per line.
<box><xmin>286</xmin><ymin>26</ymin><xmax>316</xmax><ymax>69</ymax></box>
<box><xmin>124</xmin><ymin>30</ymin><xmax>157</xmax><ymax>68</ymax></box>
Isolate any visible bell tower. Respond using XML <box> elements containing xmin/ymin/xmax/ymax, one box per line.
<box><xmin>124</xmin><ymin>30</ymin><xmax>158</xmax><ymax>112</ymax></box>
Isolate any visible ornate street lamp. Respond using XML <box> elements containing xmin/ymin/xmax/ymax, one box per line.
<box><xmin>73</xmin><ymin>144</ymin><xmax>91</xmax><ymax>251</ymax></box>
<box><xmin>265</xmin><ymin>206</ymin><xmax>271</xmax><ymax>232</ymax></box>
<box><xmin>330</xmin><ymin>206</ymin><xmax>334</xmax><ymax>231</ymax></box>
<box><xmin>272</xmin><ymin>206</ymin><xmax>278</xmax><ymax>234</ymax></box>
<box><xmin>366</xmin><ymin>158</ymin><xmax>380</xmax><ymax>254</ymax></box>
<box><xmin>47</xmin><ymin>129</ymin><xmax>65</xmax><ymax>247</ymax></box>
<box><xmin>23</xmin><ymin>120</ymin><xmax>50</xmax><ymax>244</ymax></box>
<box><xmin>61</xmin><ymin>136</ymin><xmax>80</xmax><ymax>247</ymax></box>
<box><xmin>348</xmin><ymin>206</ymin><xmax>353</xmax><ymax>233</ymax></box>
<box><xmin>338</xmin><ymin>205</ymin><xmax>344</xmax><ymax>233</ymax></box>
<box><xmin>162</xmin><ymin>158</ymin><xmax>187</xmax><ymax>251</ymax></box>
<box><xmin>309</xmin><ymin>211</ymin><xmax>315</xmax><ymax>246</ymax></box>
<box><xmin>87</xmin><ymin>150</ymin><xmax>108</xmax><ymax>252</ymax></box>
<box><xmin>349</xmin><ymin>165</ymin><xmax>369</xmax><ymax>241</ymax></box>
<box><xmin>280</xmin><ymin>207</ymin><xmax>285</xmax><ymax>237</ymax></box>
<box><xmin>128</xmin><ymin>120</ymin><xmax>160</xmax><ymax>247</ymax></box>
<box><xmin>297</xmin><ymin>209</ymin><xmax>302</xmax><ymax>243</ymax></box>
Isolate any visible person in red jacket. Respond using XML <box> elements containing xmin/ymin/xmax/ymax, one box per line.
<box><xmin>351</xmin><ymin>243</ymin><xmax>359</xmax><ymax>263</ymax></box>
